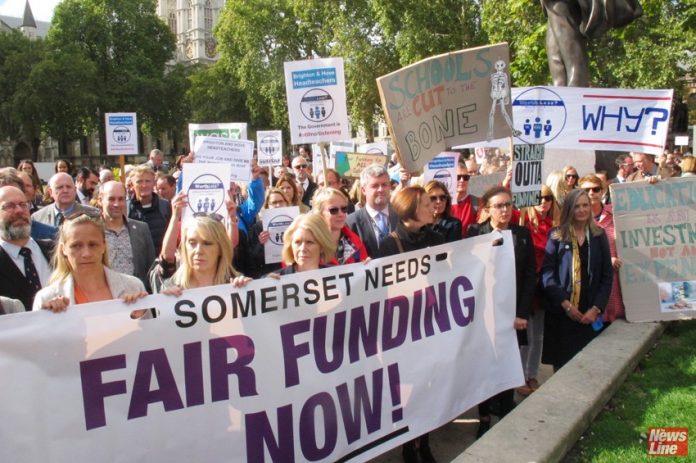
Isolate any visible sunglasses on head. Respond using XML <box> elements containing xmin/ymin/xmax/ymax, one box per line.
<box><xmin>65</xmin><ymin>209</ymin><xmax>102</xmax><ymax>221</ymax></box>
<box><xmin>193</xmin><ymin>212</ymin><xmax>225</xmax><ymax>223</ymax></box>
<box><xmin>327</xmin><ymin>206</ymin><xmax>349</xmax><ymax>215</ymax></box>
<box><xmin>583</xmin><ymin>186</ymin><xmax>602</xmax><ymax>193</ymax></box>
<box><xmin>429</xmin><ymin>195</ymin><xmax>448</xmax><ymax>202</ymax></box>
<box><xmin>457</xmin><ymin>174</ymin><xmax>471</xmax><ymax>181</ymax></box>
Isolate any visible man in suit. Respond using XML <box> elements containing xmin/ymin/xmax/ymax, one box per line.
<box><xmin>609</xmin><ymin>153</ymin><xmax>635</xmax><ymax>185</ymax></box>
<box><xmin>346</xmin><ymin>164</ymin><xmax>398</xmax><ymax>258</ymax></box>
<box><xmin>626</xmin><ymin>152</ymin><xmax>658</xmax><ymax>182</ymax></box>
<box><xmin>0</xmin><ymin>168</ymin><xmax>58</xmax><ymax>240</ymax></box>
<box><xmin>32</xmin><ymin>172</ymin><xmax>99</xmax><ymax>227</ymax></box>
<box><xmin>100</xmin><ymin>181</ymin><xmax>157</xmax><ymax>291</ymax></box>
<box><xmin>292</xmin><ymin>155</ymin><xmax>318</xmax><ymax>206</ymax></box>
<box><xmin>0</xmin><ymin>186</ymin><xmax>53</xmax><ymax>310</ymax></box>
<box><xmin>75</xmin><ymin>167</ymin><xmax>100</xmax><ymax>205</ymax></box>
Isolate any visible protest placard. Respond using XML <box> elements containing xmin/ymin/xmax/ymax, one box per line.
<box><xmin>261</xmin><ymin>206</ymin><xmax>300</xmax><ymax>264</ymax></box>
<box><xmin>188</xmin><ymin>122</ymin><xmax>248</xmax><ymax>151</ymax></box>
<box><xmin>464</xmin><ymin>86</ymin><xmax>673</xmax><ymax>155</ymax></box>
<box><xmin>256</xmin><ymin>130</ymin><xmax>283</xmax><ymax>167</ymax></box>
<box><xmin>612</xmin><ymin>178</ymin><xmax>696</xmax><ymax>322</ymax></box>
<box><xmin>468</xmin><ymin>172</ymin><xmax>505</xmax><ymax>197</ymax></box>
<box><xmin>181</xmin><ymin>163</ymin><xmax>232</xmax><ymax>223</ymax></box>
<box><xmin>193</xmin><ymin>136</ymin><xmax>254</xmax><ymax>182</ymax></box>
<box><xmin>105</xmin><ymin>112</ymin><xmax>138</xmax><ymax>155</ymax></box>
<box><xmin>511</xmin><ymin>144</ymin><xmax>544</xmax><ymax>208</ymax></box>
<box><xmin>0</xmin><ymin>235</ymin><xmax>522</xmax><ymax>463</ymax></box>
<box><xmin>358</xmin><ymin>142</ymin><xmax>389</xmax><ymax>156</ymax></box>
<box><xmin>378</xmin><ymin>43</ymin><xmax>512</xmax><ymax>172</ymax></box>
<box><xmin>335</xmin><ymin>152</ymin><xmax>388</xmax><ymax>178</ymax></box>
<box><xmin>423</xmin><ymin>152</ymin><xmax>458</xmax><ymax>198</ymax></box>
<box><xmin>284</xmin><ymin>58</ymin><xmax>350</xmax><ymax>144</ymax></box>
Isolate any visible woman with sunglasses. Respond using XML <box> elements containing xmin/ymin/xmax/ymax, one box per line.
<box><xmin>424</xmin><ymin>180</ymin><xmax>462</xmax><ymax>243</ymax></box>
<box><xmin>578</xmin><ymin>174</ymin><xmax>624</xmax><ymax>321</ymax></box>
<box><xmin>562</xmin><ymin>165</ymin><xmax>579</xmax><ymax>190</ymax></box>
<box><xmin>312</xmin><ymin>188</ymin><xmax>367</xmax><ymax>265</ymax></box>
<box><xmin>514</xmin><ymin>184</ymin><xmax>559</xmax><ymax>396</ymax></box>
<box><xmin>466</xmin><ymin>185</ymin><xmax>535</xmax><ymax>438</ymax></box>
<box><xmin>541</xmin><ymin>188</ymin><xmax>613</xmax><ymax>371</ymax></box>
<box><xmin>242</xmin><ymin>188</ymin><xmax>293</xmax><ymax>278</ymax></box>
<box><xmin>33</xmin><ymin>213</ymin><xmax>147</xmax><ymax>313</ymax></box>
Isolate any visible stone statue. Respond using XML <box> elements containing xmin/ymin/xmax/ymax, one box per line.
<box><xmin>542</xmin><ymin>0</ymin><xmax>643</xmax><ymax>87</ymax></box>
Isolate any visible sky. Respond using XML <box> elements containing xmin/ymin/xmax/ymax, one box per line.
<box><xmin>0</xmin><ymin>0</ymin><xmax>62</xmax><ymax>22</ymax></box>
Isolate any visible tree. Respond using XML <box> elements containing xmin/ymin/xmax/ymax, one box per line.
<box><xmin>186</xmin><ymin>62</ymin><xmax>254</xmax><ymax>127</ymax></box>
<box><xmin>47</xmin><ymin>0</ymin><xmax>179</xmax><ymax>154</ymax></box>
<box><xmin>0</xmin><ymin>31</ymin><xmax>45</xmax><ymax>159</ymax></box>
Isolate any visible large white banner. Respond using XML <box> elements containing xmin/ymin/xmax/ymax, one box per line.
<box><xmin>463</xmin><ymin>87</ymin><xmax>673</xmax><ymax>155</ymax></box>
<box><xmin>0</xmin><ymin>235</ymin><xmax>523</xmax><ymax>463</ymax></box>
<box><xmin>284</xmin><ymin>58</ymin><xmax>350</xmax><ymax>145</ymax></box>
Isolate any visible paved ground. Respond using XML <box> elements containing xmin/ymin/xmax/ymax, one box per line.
<box><xmin>369</xmin><ymin>364</ymin><xmax>554</xmax><ymax>462</ymax></box>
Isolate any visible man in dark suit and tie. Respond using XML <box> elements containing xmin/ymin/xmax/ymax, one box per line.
<box><xmin>292</xmin><ymin>155</ymin><xmax>318</xmax><ymax>207</ymax></box>
<box><xmin>0</xmin><ymin>186</ymin><xmax>53</xmax><ymax>310</ymax></box>
<box><xmin>100</xmin><ymin>181</ymin><xmax>157</xmax><ymax>291</ymax></box>
<box><xmin>346</xmin><ymin>164</ymin><xmax>398</xmax><ymax>258</ymax></box>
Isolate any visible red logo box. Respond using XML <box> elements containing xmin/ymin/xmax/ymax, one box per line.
<box><xmin>647</xmin><ymin>428</ymin><xmax>688</xmax><ymax>456</ymax></box>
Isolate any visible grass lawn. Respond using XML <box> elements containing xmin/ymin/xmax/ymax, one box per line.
<box><xmin>565</xmin><ymin>320</ymin><xmax>696</xmax><ymax>462</ymax></box>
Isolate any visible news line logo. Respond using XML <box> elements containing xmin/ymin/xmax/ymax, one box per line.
<box><xmin>647</xmin><ymin>428</ymin><xmax>688</xmax><ymax>456</ymax></box>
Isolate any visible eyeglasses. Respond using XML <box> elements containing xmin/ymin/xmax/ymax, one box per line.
<box><xmin>429</xmin><ymin>195</ymin><xmax>448</xmax><ymax>202</ymax></box>
<box><xmin>293</xmin><ymin>164</ymin><xmax>308</xmax><ymax>170</ymax></box>
<box><xmin>327</xmin><ymin>206</ymin><xmax>349</xmax><ymax>215</ymax></box>
<box><xmin>565</xmin><ymin>174</ymin><xmax>579</xmax><ymax>180</ymax></box>
<box><xmin>583</xmin><ymin>186</ymin><xmax>602</xmax><ymax>193</ymax></box>
<box><xmin>457</xmin><ymin>174</ymin><xmax>471</xmax><ymax>181</ymax></box>
<box><xmin>193</xmin><ymin>212</ymin><xmax>225</xmax><ymax>223</ymax></box>
<box><xmin>0</xmin><ymin>201</ymin><xmax>31</xmax><ymax>212</ymax></box>
<box><xmin>540</xmin><ymin>195</ymin><xmax>554</xmax><ymax>202</ymax></box>
<box><xmin>489</xmin><ymin>201</ymin><xmax>512</xmax><ymax>210</ymax></box>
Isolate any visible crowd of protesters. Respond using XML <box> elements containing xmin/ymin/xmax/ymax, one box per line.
<box><xmin>1</xmin><ymin>145</ymin><xmax>693</xmax><ymax>462</ymax></box>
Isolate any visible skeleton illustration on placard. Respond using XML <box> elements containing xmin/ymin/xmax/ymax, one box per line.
<box><xmin>488</xmin><ymin>59</ymin><xmax>520</xmax><ymax>141</ymax></box>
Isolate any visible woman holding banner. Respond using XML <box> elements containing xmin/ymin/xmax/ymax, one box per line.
<box><xmin>379</xmin><ymin>185</ymin><xmax>443</xmax><ymax>463</ymax></box>
<box><xmin>159</xmin><ymin>214</ymin><xmax>251</xmax><ymax>294</ymax></box>
<box><xmin>579</xmin><ymin>174</ymin><xmax>624</xmax><ymax>321</ymax></box>
<box><xmin>312</xmin><ymin>188</ymin><xmax>368</xmax><ymax>265</ymax></box>
<box><xmin>466</xmin><ymin>185</ymin><xmax>535</xmax><ymax>437</ymax></box>
<box><xmin>541</xmin><ymin>188</ymin><xmax>613</xmax><ymax>371</ymax></box>
<box><xmin>273</xmin><ymin>213</ymin><xmax>335</xmax><ymax>275</ymax></box>
<box><xmin>33</xmin><ymin>212</ymin><xmax>148</xmax><ymax>314</ymax></box>
<box><xmin>243</xmin><ymin>188</ymin><xmax>292</xmax><ymax>278</ymax></box>
<box><xmin>424</xmin><ymin>180</ymin><xmax>462</xmax><ymax>243</ymax></box>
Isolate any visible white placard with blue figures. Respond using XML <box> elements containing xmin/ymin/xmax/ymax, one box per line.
<box><xmin>284</xmin><ymin>57</ymin><xmax>350</xmax><ymax>144</ymax></box>
<box><xmin>262</xmin><ymin>206</ymin><xmax>301</xmax><ymax>264</ymax></box>
<box><xmin>423</xmin><ymin>152</ymin><xmax>458</xmax><ymax>199</ymax></box>
<box><xmin>105</xmin><ymin>112</ymin><xmax>138</xmax><ymax>155</ymax></box>
<box><xmin>181</xmin><ymin>163</ymin><xmax>232</xmax><ymax>225</ymax></box>
<box><xmin>257</xmin><ymin>130</ymin><xmax>283</xmax><ymax>167</ymax></box>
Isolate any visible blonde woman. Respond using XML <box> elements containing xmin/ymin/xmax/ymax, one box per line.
<box><xmin>274</xmin><ymin>213</ymin><xmax>335</xmax><ymax>275</ymax></box>
<box><xmin>33</xmin><ymin>212</ymin><xmax>147</xmax><ymax>312</ymax></box>
<box><xmin>541</xmin><ymin>188</ymin><xmax>613</xmax><ymax>371</ymax></box>
<box><xmin>312</xmin><ymin>188</ymin><xmax>367</xmax><ymax>265</ymax></box>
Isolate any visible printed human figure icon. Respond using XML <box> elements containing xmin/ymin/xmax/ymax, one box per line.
<box><xmin>544</xmin><ymin>120</ymin><xmax>553</xmax><ymax>136</ymax></box>
<box><xmin>487</xmin><ymin>60</ymin><xmax>520</xmax><ymax>141</ymax></box>
<box><xmin>524</xmin><ymin>119</ymin><xmax>532</xmax><ymax>135</ymax></box>
<box><xmin>533</xmin><ymin>117</ymin><xmax>543</xmax><ymax>138</ymax></box>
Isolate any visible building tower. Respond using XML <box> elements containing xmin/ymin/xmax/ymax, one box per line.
<box><xmin>20</xmin><ymin>0</ymin><xmax>37</xmax><ymax>40</ymax></box>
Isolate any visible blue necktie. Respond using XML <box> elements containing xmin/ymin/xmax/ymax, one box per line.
<box><xmin>376</xmin><ymin>212</ymin><xmax>388</xmax><ymax>242</ymax></box>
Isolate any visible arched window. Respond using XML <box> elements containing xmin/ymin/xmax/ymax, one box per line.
<box><xmin>204</xmin><ymin>0</ymin><xmax>213</xmax><ymax>30</ymax></box>
<box><xmin>187</xmin><ymin>0</ymin><xmax>193</xmax><ymax>30</ymax></box>
<box><xmin>168</xmin><ymin>11</ymin><xmax>177</xmax><ymax>32</ymax></box>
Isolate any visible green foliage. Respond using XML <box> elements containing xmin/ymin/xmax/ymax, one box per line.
<box><xmin>186</xmin><ymin>62</ymin><xmax>254</xmax><ymax>126</ymax></box>
<box><xmin>47</xmin><ymin>0</ymin><xmax>179</xmax><ymax>143</ymax></box>
<box><xmin>0</xmin><ymin>31</ymin><xmax>45</xmax><ymax>144</ymax></box>
<box><xmin>567</xmin><ymin>321</ymin><xmax>696</xmax><ymax>462</ymax></box>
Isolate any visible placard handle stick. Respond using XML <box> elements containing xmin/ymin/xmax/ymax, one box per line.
<box><xmin>119</xmin><ymin>155</ymin><xmax>126</xmax><ymax>185</ymax></box>
<box><xmin>320</xmin><ymin>143</ymin><xmax>329</xmax><ymax>175</ymax></box>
